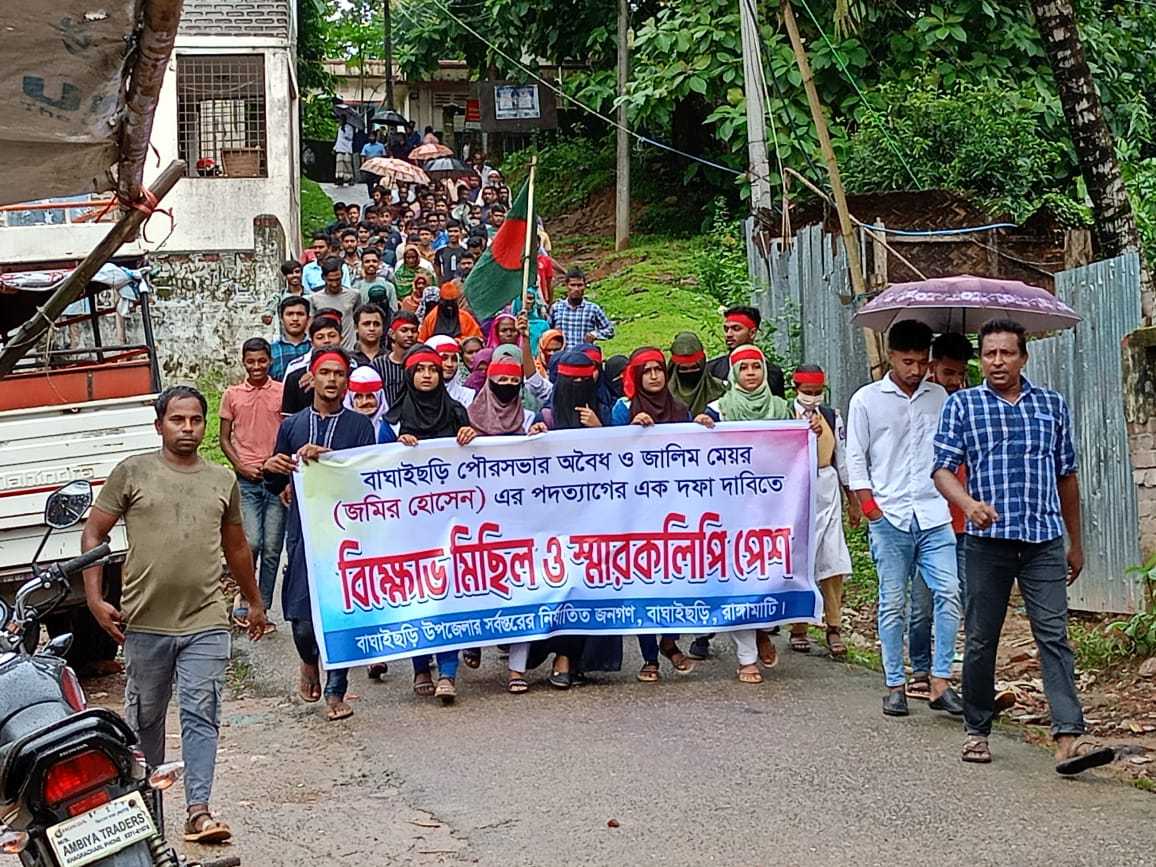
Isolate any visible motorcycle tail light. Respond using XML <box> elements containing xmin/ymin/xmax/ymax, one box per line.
<box><xmin>66</xmin><ymin>789</ymin><xmax>111</xmax><ymax>817</ymax></box>
<box><xmin>43</xmin><ymin>750</ymin><xmax>118</xmax><ymax>806</ymax></box>
<box><xmin>60</xmin><ymin>666</ymin><xmax>87</xmax><ymax>712</ymax></box>
<box><xmin>0</xmin><ymin>830</ymin><xmax>29</xmax><ymax>854</ymax></box>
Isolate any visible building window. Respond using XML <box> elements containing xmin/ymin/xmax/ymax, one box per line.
<box><xmin>176</xmin><ymin>54</ymin><xmax>267</xmax><ymax>178</ymax></box>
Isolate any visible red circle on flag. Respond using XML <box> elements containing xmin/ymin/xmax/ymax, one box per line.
<box><xmin>490</xmin><ymin>219</ymin><xmax>526</xmax><ymax>270</ymax></box>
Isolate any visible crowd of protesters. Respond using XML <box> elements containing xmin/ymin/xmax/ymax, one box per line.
<box><xmin>79</xmin><ymin>138</ymin><xmax>1116</xmax><ymax>847</ymax></box>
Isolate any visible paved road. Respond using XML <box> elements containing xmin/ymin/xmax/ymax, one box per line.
<box><xmin>156</xmin><ymin>621</ymin><xmax>1155</xmax><ymax>867</ymax></box>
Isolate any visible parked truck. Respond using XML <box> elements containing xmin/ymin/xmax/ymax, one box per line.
<box><xmin>0</xmin><ymin>271</ymin><xmax>161</xmax><ymax>668</ymax></box>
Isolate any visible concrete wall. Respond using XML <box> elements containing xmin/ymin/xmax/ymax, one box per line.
<box><xmin>150</xmin><ymin>214</ymin><xmax>286</xmax><ymax>381</ymax></box>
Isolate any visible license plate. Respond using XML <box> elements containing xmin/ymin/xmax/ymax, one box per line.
<box><xmin>47</xmin><ymin>793</ymin><xmax>156</xmax><ymax>867</ymax></box>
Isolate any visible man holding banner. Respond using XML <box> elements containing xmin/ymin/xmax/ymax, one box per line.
<box><xmin>263</xmin><ymin>349</ymin><xmax>376</xmax><ymax>721</ymax></box>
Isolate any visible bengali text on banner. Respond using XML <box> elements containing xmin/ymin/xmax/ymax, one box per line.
<box><xmin>295</xmin><ymin>421</ymin><xmax>819</xmax><ymax>668</ymax></box>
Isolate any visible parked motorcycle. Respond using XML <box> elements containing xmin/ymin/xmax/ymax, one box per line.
<box><xmin>0</xmin><ymin>481</ymin><xmax>189</xmax><ymax>866</ymax></box>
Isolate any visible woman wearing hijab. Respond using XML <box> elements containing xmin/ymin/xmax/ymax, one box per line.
<box><xmin>560</xmin><ymin>342</ymin><xmax>616</xmax><ymax>424</ymax></box>
<box><xmin>418</xmin><ymin>282</ymin><xmax>483</xmax><ymax>342</ymax></box>
<box><xmin>463</xmin><ymin>346</ymin><xmax>493</xmax><ymax>391</ymax></box>
<box><xmin>668</xmin><ymin>331</ymin><xmax>727</xmax><ymax>417</ymax></box>
<box><xmin>534</xmin><ymin>328</ymin><xmax>565</xmax><ymax>379</ymax></box>
<box><xmin>466</xmin><ymin>349</ymin><xmax>547</xmax><ymax>437</ymax></box>
<box><xmin>394</xmin><ymin>246</ymin><xmax>435</xmax><ymax>312</ymax></box>
<box><xmin>460</xmin><ymin>336</ymin><xmax>483</xmax><ymax>371</ymax></box>
<box><xmin>343</xmin><ymin>365</ymin><xmax>390</xmax><ymax>438</ymax></box>
<box><xmin>485</xmin><ymin>312</ymin><xmax>521</xmax><ymax>350</ymax></box>
<box><xmin>539</xmin><ymin>349</ymin><xmax>602</xmax><ymax>430</ymax></box>
<box><xmin>426</xmin><ymin>334</ymin><xmax>476</xmax><ymax>406</ymax></box>
<box><xmin>694</xmin><ymin>344</ymin><xmax>798</xmax><ymax>683</ymax></box>
<box><xmin>610</xmin><ymin>347</ymin><xmax>704</xmax><ymax>680</ymax></box>
<box><xmin>377</xmin><ymin>345</ymin><xmax>476</xmax><ymax>703</ymax></box>
<box><xmin>603</xmin><ymin>354</ymin><xmax>628</xmax><ymax>401</ymax></box>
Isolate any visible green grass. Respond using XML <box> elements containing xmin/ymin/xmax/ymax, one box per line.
<box><xmin>301</xmin><ymin>176</ymin><xmax>333</xmax><ymax>245</ymax></box>
<box><xmin>582</xmin><ymin>235</ymin><xmax>727</xmax><ymax>359</ymax></box>
<box><xmin>198</xmin><ymin>379</ymin><xmax>229</xmax><ymax>468</ymax></box>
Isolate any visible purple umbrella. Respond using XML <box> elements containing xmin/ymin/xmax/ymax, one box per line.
<box><xmin>851</xmin><ymin>274</ymin><xmax>1081</xmax><ymax>334</ymax></box>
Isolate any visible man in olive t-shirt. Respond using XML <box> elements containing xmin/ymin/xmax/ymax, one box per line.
<box><xmin>82</xmin><ymin>386</ymin><xmax>266</xmax><ymax>846</ymax></box>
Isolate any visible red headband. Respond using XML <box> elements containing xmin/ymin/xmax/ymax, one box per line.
<box><xmin>390</xmin><ymin>317</ymin><xmax>414</xmax><ymax>332</ymax></box>
<box><xmin>348</xmin><ymin>377</ymin><xmax>382</xmax><ymax>395</ymax></box>
<box><xmin>487</xmin><ymin>361</ymin><xmax>523</xmax><ymax>379</ymax></box>
<box><xmin>726</xmin><ymin>313</ymin><xmax>758</xmax><ymax>332</ymax></box>
<box><xmin>670</xmin><ymin>350</ymin><xmax>706</xmax><ymax>366</ymax></box>
<box><xmin>793</xmin><ymin>370</ymin><xmax>826</xmax><ymax>386</ymax></box>
<box><xmin>583</xmin><ymin>347</ymin><xmax>604</xmax><ymax>363</ymax></box>
<box><xmin>556</xmin><ymin>362</ymin><xmax>595</xmax><ymax>378</ymax></box>
<box><xmin>310</xmin><ymin>351</ymin><xmax>349</xmax><ymax>375</ymax></box>
<box><xmin>404</xmin><ymin>349</ymin><xmax>443</xmax><ymax>370</ymax></box>
<box><xmin>730</xmin><ymin>346</ymin><xmax>764</xmax><ymax>365</ymax></box>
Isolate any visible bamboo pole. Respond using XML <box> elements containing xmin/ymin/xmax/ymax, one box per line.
<box><xmin>780</xmin><ymin>0</ymin><xmax>866</xmax><ymax>298</ymax></box>
<box><xmin>0</xmin><ymin>160</ymin><xmax>186</xmax><ymax>378</ymax></box>
<box><xmin>521</xmin><ymin>155</ymin><xmax>538</xmax><ymax>310</ymax></box>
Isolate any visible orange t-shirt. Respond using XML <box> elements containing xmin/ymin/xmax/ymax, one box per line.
<box><xmin>418</xmin><ymin>308</ymin><xmax>483</xmax><ymax>343</ymax></box>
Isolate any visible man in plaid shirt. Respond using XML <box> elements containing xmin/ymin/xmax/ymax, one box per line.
<box><xmin>933</xmin><ymin>318</ymin><xmax>1113</xmax><ymax>775</ymax></box>
<box><xmin>548</xmin><ymin>268</ymin><xmax>614</xmax><ymax>349</ymax></box>
<box><xmin>268</xmin><ymin>296</ymin><xmax>311</xmax><ymax>381</ymax></box>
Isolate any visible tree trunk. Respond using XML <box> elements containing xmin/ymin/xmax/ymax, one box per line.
<box><xmin>1030</xmin><ymin>0</ymin><xmax>1153</xmax><ymax>316</ymax></box>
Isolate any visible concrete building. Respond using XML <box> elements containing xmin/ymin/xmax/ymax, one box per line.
<box><xmin>0</xmin><ymin>0</ymin><xmax>300</xmax><ymax>380</ymax></box>
<box><xmin>326</xmin><ymin>58</ymin><xmax>471</xmax><ymax>139</ymax></box>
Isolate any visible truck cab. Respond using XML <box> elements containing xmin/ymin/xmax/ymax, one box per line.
<box><xmin>1</xmin><ymin>260</ymin><xmax>161</xmax><ymax>669</ymax></box>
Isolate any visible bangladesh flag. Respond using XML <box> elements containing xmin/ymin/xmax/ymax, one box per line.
<box><xmin>463</xmin><ymin>178</ymin><xmax>536</xmax><ymax>320</ymax></box>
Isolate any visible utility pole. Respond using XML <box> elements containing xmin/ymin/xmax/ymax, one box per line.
<box><xmin>739</xmin><ymin>0</ymin><xmax>773</xmax><ymax>216</ymax></box>
<box><xmin>780</xmin><ymin>0</ymin><xmax>865</xmax><ymax>298</ymax></box>
<box><xmin>383</xmin><ymin>0</ymin><xmax>395</xmax><ymax>110</ymax></box>
<box><xmin>615</xmin><ymin>0</ymin><xmax>630</xmax><ymax>251</ymax></box>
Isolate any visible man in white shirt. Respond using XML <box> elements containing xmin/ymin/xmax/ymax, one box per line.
<box><xmin>845</xmin><ymin>319</ymin><xmax>962</xmax><ymax>719</ymax></box>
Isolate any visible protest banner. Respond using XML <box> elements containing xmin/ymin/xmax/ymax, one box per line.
<box><xmin>295</xmin><ymin>421</ymin><xmax>818</xmax><ymax>668</ymax></box>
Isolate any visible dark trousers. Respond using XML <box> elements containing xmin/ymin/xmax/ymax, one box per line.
<box><xmin>962</xmin><ymin>536</ymin><xmax>1084</xmax><ymax>738</ymax></box>
<box><xmin>290</xmin><ymin>620</ymin><xmax>348</xmax><ymax>700</ymax></box>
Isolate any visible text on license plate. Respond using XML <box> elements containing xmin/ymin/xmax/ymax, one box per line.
<box><xmin>47</xmin><ymin>793</ymin><xmax>156</xmax><ymax>867</ymax></box>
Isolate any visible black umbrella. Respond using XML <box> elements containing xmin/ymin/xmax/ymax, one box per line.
<box><xmin>423</xmin><ymin>157</ymin><xmax>475</xmax><ymax>180</ymax></box>
<box><xmin>371</xmin><ymin>108</ymin><xmax>410</xmax><ymax>129</ymax></box>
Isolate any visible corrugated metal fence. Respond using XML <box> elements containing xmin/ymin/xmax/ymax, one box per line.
<box><xmin>1027</xmin><ymin>253</ymin><xmax>1143</xmax><ymax>612</ymax></box>
<box><xmin>746</xmin><ymin>220</ymin><xmax>1142</xmax><ymax>612</ymax></box>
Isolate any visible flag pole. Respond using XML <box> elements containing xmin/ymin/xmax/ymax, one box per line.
<box><xmin>521</xmin><ymin>155</ymin><xmax>538</xmax><ymax>311</ymax></box>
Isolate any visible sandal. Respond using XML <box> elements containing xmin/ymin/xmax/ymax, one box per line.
<box><xmin>413</xmin><ymin>673</ymin><xmax>435</xmax><ymax>697</ymax></box>
<box><xmin>326</xmin><ymin>699</ymin><xmax>353</xmax><ymax>721</ymax></box>
<box><xmin>1055</xmin><ymin>738</ymin><xmax>1116</xmax><ymax>776</ymax></box>
<box><xmin>737</xmin><ymin>666</ymin><xmax>764</xmax><ymax>685</ymax></box>
<box><xmin>261</xmin><ymin>621</ymin><xmax>277</xmax><ymax>635</ymax></box>
<box><xmin>183</xmin><ymin>810</ymin><xmax>232</xmax><ymax>844</ymax></box>
<box><xmin>548</xmin><ymin>670</ymin><xmax>572</xmax><ymax>690</ymax></box>
<box><xmin>367</xmin><ymin>662</ymin><xmax>389</xmax><ymax>681</ymax></box>
<box><xmin>906</xmin><ymin>675</ymin><xmax>932</xmax><ymax>701</ymax></box>
<box><xmin>507</xmin><ymin>675</ymin><xmax>529</xmax><ymax>694</ymax></box>
<box><xmin>826</xmin><ymin>627</ymin><xmax>846</xmax><ymax>657</ymax></box>
<box><xmin>788</xmin><ymin>633</ymin><xmax>811</xmax><ymax>653</ymax></box>
<box><xmin>961</xmin><ymin>737</ymin><xmax>992</xmax><ymax>764</ymax></box>
<box><xmin>637</xmin><ymin>662</ymin><xmax>660</xmax><ymax>683</ymax></box>
<box><xmin>463</xmin><ymin>648</ymin><xmax>482</xmax><ymax>669</ymax></box>
<box><xmin>659</xmin><ymin>639</ymin><xmax>694</xmax><ymax>673</ymax></box>
<box><xmin>230</xmin><ymin>609</ymin><xmax>250</xmax><ymax>629</ymax></box>
<box><xmin>756</xmin><ymin>631</ymin><xmax>779</xmax><ymax>668</ymax></box>
<box><xmin>298</xmin><ymin>663</ymin><xmax>321</xmax><ymax>703</ymax></box>
<box><xmin>435</xmin><ymin>677</ymin><xmax>457</xmax><ymax>705</ymax></box>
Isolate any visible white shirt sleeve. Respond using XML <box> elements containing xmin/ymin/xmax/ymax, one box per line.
<box><xmin>525</xmin><ymin>371</ymin><xmax>554</xmax><ymax>402</ymax></box>
<box><xmin>844</xmin><ymin>389</ymin><xmax>871</xmax><ymax>491</ymax></box>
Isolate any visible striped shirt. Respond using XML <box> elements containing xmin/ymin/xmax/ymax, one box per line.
<box><xmin>932</xmin><ymin>376</ymin><xmax>1077</xmax><ymax>543</ymax></box>
<box><xmin>373</xmin><ymin>354</ymin><xmax>408</xmax><ymax>408</ymax></box>
<box><xmin>269</xmin><ymin>339</ymin><xmax>309</xmax><ymax>382</ymax></box>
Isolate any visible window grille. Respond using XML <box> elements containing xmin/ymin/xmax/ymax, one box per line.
<box><xmin>176</xmin><ymin>55</ymin><xmax>267</xmax><ymax>178</ymax></box>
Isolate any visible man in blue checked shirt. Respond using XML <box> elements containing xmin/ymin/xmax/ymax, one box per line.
<box><xmin>933</xmin><ymin>318</ymin><xmax>1114</xmax><ymax>775</ymax></box>
<box><xmin>548</xmin><ymin>268</ymin><xmax>615</xmax><ymax>349</ymax></box>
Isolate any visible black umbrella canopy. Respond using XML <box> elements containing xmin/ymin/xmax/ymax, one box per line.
<box><xmin>423</xmin><ymin>157</ymin><xmax>474</xmax><ymax>179</ymax></box>
<box><xmin>371</xmin><ymin>108</ymin><xmax>410</xmax><ymax>129</ymax></box>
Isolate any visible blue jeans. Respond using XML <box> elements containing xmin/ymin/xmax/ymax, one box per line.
<box><xmin>290</xmin><ymin>620</ymin><xmax>348</xmax><ymax>699</ymax></box>
<box><xmin>868</xmin><ymin>516</ymin><xmax>960</xmax><ymax>687</ymax></box>
<box><xmin>909</xmin><ymin>533</ymin><xmax>967</xmax><ymax>676</ymax></box>
<box><xmin>124</xmin><ymin>629</ymin><xmax>229</xmax><ymax>806</ymax></box>
<box><xmin>637</xmin><ymin>634</ymin><xmax>680</xmax><ymax>664</ymax></box>
<box><xmin>238</xmin><ymin>477</ymin><xmax>287</xmax><ymax>611</ymax></box>
<box><xmin>412</xmin><ymin>651</ymin><xmax>460</xmax><ymax>680</ymax></box>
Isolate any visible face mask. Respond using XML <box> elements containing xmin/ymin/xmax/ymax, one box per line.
<box><xmin>490</xmin><ymin>381</ymin><xmax>520</xmax><ymax>403</ymax></box>
<box><xmin>439</xmin><ymin>301</ymin><xmax>458</xmax><ymax>316</ymax></box>
<box><xmin>797</xmin><ymin>392</ymin><xmax>823</xmax><ymax>409</ymax></box>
